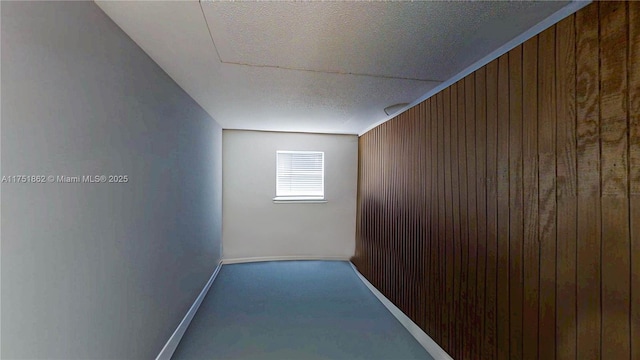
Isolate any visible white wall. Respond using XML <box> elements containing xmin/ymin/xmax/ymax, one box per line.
<box><xmin>223</xmin><ymin>130</ymin><xmax>358</xmax><ymax>260</ymax></box>
<box><xmin>1</xmin><ymin>2</ymin><xmax>222</xmax><ymax>359</ymax></box>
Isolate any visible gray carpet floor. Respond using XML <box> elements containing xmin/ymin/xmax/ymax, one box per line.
<box><xmin>171</xmin><ymin>260</ymin><xmax>433</xmax><ymax>360</ymax></box>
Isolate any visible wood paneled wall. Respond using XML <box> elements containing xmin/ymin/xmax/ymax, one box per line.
<box><xmin>353</xmin><ymin>2</ymin><xmax>639</xmax><ymax>359</ymax></box>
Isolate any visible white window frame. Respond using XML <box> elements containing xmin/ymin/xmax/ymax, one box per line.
<box><xmin>273</xmin><ymin>150</ymin><xmax>326</xmax><ymax>203</ymax></box>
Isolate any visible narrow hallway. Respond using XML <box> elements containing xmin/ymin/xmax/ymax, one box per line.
<box><xmin>172</xmin><ymin>261</ymin><xmax>431</xmax><ymax>360</ymax></box>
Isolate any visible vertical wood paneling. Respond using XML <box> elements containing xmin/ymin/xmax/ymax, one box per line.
<box><xmin>423</xmin><ymin>99</ymin><xmax>430</xmax><ymax>336</ymax></box>
<box><xmin>435</xmin><ymin>96</ymin><xmax>443</xmax><ymax>341</ymax></box>
<box><xmin>464</xmin><ymin>74</ymin><xmax>478</xmax><ymax>359</ymax></box>
<box><xmin>430</xmin><ymin>97</ymin><xmax>439</xmax><ymax>341</ymax></box>
<box><xmin>456</xmin><ymin>80</ymin><xmax>469</xmax><ymax>360</ymax></box>
<box><xmin>418</xmin><ymin>102</ymin><xmax>429</xmax><ymax>331</ymax></box>
<box><xmin>474</xmin><ymin>67</ymin><xmax>488</xmax><ymax>359</ymax></box>
<box><xmin>450</xmin><ymin>83</ymin><xmax>462</xmax><ymax>358</ymax></box>
<box><xmin>576</xmin><ymin>4</ymin><xmax>601</xmax><ymax>359</ymax></box>
<box><xmin>629</xmin><ymin>3</ymin><xmax>640</xmax><ymax>359</ymax></box>
<box><xmin>496</xmin><ymin>53</ymin><xmax>511</xmax><ymax>360</ymax></box>
<box><xmin>426</xmin><ymin>99</ymin><xmax>434</xmax><ymax>337</ymax></box>
<box><xmin>555</xmin><ymin>15</ymin><xmax>577</xmax><ymax>360</ymax></box>
<box><xmin>443</xmin><ymin>88</ymin><xmax>454</xmax><ymax>352</ymax></box>
<box><xmin>353</xmin><ymin>3</ymin><xmax>637</xmax><ymax>359</ymax></box>
<box><xmin>437</xmin><ymin>92</ymin><xmax>446</xmax><ymax>344</ymax></box>
<box><xmin>600</xmin><ymin>2</ymin><xmax>631</xmax><ymax>358</ymax></box>
<box><xmin>538</xmin><ymin>26</ymin><xmax>558</xmax><ymax>360</ymax></box>
<box><xmin>484</xmin><ymin>59</ymin><xmax>499</xmax><ymax>360</ymax></box>
<box><xmin>522</xmin><ymin>36</ymin><xmax>540</xmax><ymax>360</ymax></box>
<box><xmin>508</xmin><ymin>44</ymin><xmax>524</xmax><ymax>360</ymax></box>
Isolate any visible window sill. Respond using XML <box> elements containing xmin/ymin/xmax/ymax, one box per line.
<box><xmin>272</xmin><ymin>197</ymin><xmax>327</xmax><ymax>204</ymax></box>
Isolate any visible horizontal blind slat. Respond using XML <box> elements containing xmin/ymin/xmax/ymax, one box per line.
<box><xmin>276</xmin><ymin>151</ymin><xmax>324</xmax><ymax>197</ymax></box>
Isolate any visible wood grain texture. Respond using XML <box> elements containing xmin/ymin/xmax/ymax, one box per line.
<box><xmin>508</xmin><ymin>45</ymin><xmax>524</xmax><ymax>360</ymax></box>
<box><xmin>555</xmin><ymin>15</ymin><xmax>577</xmax><ymax>360</ymax></box>
<box><xmin>522</xmin><ymin>36</ymin><xmax>540</xmax><ymax>360</ymax></box>
<box><xmin>437</xmin><ymin>91</ymin><xmax>446</xmax><ymax>345</ymax></box>
<box><xmin>537</xmin><ymin>25</ymin><xmax>557</xmax><ymax>360</ymax></box>
<box><xmin>443</xmin><ymin>87</ymin><xmax>453</xmax><ymax>352</ymax></box>
<box><xmin>418</xmin><ymin>102</ymin><xmax>428</xmax><ymax>331</ymax></box>
<box><xmin>599</xmin><ymin>2</ymin><xmax>630</xmax><ymax>358</ymax></box>
<box><xmin>464</xmin><ymin>74</ymin><xmax>478</xmax><ymax>360</ymax></box>
<box><xmin>576</xmin><ymin>4</ymin><xmax>601</xmax><ymax>359</ymax></box>
<box><xmin>352</xmin><ymin>3</ymin><xmax>637</xmax><ymax>359</ymax></box>
<box><xmin>449</xmin><ymin>83</ymin><xmax>461</xmax><ymax>359</ymax></box>
<box><xmin>484</xmin><ymin>58</ymin><xmax>499</xmax><ymax>360</ymax></box>
<box><xmin>632</xmin><ymin>2</ymin><xmax>640</xmax><ymax>196</ymax></box>
<box><xmin>474</xmin><ymin>66</ymin><xmax>488</xmax><ymax>360</ymax></box>
<box><xmin>629</xmin><ymin>3</ymin><xmax>640</xmax><ymax>360</ymax></box>
<box><xmin>496</xmin><ymin>53</ymin><xmax>511</xmax><ymax>360</ymax></box>
<box><xmin>430</xmin><ymin>97</ymin><xmax>438</xmax><ymax>340</ymax></box>
<box><xmin>456</xmin><ymin>80</ymin><xmax>470</xmax><ymax>360</ymax></box>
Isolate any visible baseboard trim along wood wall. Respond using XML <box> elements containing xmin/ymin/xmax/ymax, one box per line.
<box><xmin>349</xmin><ymin>262</ymin><xmax>454</xmax><ymax>360</ymax></box>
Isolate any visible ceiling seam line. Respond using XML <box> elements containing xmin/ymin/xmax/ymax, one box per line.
<box><xmin>198</xmin><ymin>0</ymin><xmax>442</xmax><ymax>83</ymax></box>
<box><xmin>216</xmin><ymin>60</ymin><xmax>444</xmax><ymax>82</ymax></box>
<box><xmin>199</xmin><ymin>0</ymin><xmax>223</xmax><ymax>63</ymax></box>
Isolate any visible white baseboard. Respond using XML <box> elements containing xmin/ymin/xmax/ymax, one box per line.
<box><xmin>222</xmin><ymin>255</ymin><xmax>351</xmax><ymax>265</ymax></box>
<box><xmin>155</xmin><ymin>261</ymin><xmax>223</xmax><ymax>360</ymax></box>
<box><xmin>348</xmin><ymin>262</ymin><xmax>453</xmax><ymax>360</ymax></box>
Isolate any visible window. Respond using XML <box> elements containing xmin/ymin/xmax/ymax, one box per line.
<box><xmin>275</xmin><ymin>150</ymin><xmax>325</xmax><ymax>201</ymax></box>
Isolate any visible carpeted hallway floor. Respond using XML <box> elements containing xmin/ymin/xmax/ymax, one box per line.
<box><xmin>171</xmin><ymin>261</ymin><xmax>433</xmax><ymax>360</ymax></box>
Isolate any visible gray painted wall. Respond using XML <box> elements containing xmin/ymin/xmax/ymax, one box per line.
<box><xmin>223</xmin><ymin>130</ymin><xmax>357</xmax><ymax>260</ymax></box>
<box><xmin>1</xmin><ymin>2</ymin><xmax>222</xmax><ymax>358</ymax></box>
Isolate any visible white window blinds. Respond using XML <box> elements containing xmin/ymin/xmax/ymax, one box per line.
<box><xmin>276</xmin><ymin>151</ymin><xmax>324</xmax><ymax>198</ymax></box>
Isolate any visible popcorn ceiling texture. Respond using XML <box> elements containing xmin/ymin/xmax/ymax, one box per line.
<box><xmin>203</xmin><ymin>1</ymin><xmax>566</xmax><ymax>82</ymax></box>
<box><xmin>98</xmin><ymin>1</ymin><xmax>568</xmax><ymax>134</ymax></box>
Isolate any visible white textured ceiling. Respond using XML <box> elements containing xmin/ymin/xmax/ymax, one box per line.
<box><xmin>96</xmin><ymin>0</ymin><xmax>571</xmax><ymax>134</ymax></box>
